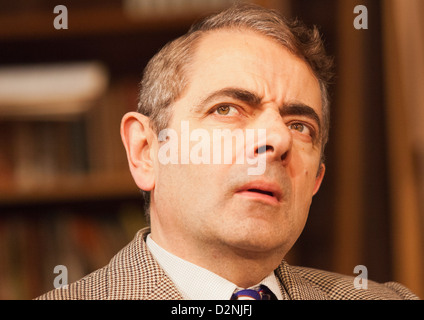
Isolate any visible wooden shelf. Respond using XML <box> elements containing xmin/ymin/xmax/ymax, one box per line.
<box><xmin>0</xmin><ymin>170</ymin><xmax>141</xmax><ymax>205</ymax></box>
<box><xmin>0</xmin><ymin>6</ymin><xmax>202</xmax><ymax>41</ymax></box>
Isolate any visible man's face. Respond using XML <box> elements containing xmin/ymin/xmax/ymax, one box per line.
<box><xmin>150</xmin><ymin>30</ymin><xmax>325</xmax><ymax>259</ymax></box>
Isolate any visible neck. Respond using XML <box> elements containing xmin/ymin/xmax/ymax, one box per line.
<box><xmin>205</xmin><ymin>247</ymin><xmax>282</xmax><ymax>288</ymax></box>
<box><xmin>149</xmin><ymin>226</ymin><xmax>285</xmax><ymax>288</ymax></box>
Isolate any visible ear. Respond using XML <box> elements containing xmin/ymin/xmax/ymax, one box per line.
<box><xmin>313</xmin><ymin>163</ymin><xmax>325</xmax><ymax>195</ymax></box>
<box><xmin>120</xmin><ymin>112</ymin><xmax>155</xmax><ymax>192</ymax></box>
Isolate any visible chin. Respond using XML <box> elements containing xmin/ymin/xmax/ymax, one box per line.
<box><xmin>226</xmin><ymin>227</ymin><xmax>291</xmax><ymax>255</ymax></box>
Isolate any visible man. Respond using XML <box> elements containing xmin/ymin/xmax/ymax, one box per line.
<box><xmin>37</xmin><ymin>3</ymin><xmax>418</xmax><ymax>300</ymax></box>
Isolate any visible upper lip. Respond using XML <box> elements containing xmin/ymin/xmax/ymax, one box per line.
<box><xmin>235</xmin><ymin>180</ymin><xmax>282</xmax><ymax>202</ymax></box>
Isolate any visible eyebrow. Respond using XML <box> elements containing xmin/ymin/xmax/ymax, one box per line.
<box><xmin>193</xmin><ymin>87</ymin><xmax>262</xmax><ymax>113</ymax></box>
<box><xmin>193</xmin><ymin>86</ymin><xmax>322</xmax><ymax>137</ymax></box>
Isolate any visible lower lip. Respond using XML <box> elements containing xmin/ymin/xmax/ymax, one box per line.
<box><xmin>235</xmin><ymin>191</ymin><xmax>279</xmax><ymax>205</ymax></box>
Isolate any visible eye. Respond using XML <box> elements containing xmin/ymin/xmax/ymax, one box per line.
<box><xmin>288</xmin><ymin>122</ymin><xmax>312</xmax><ymax>136</ymax></box>
<box><xmin>214</xmin><ymin>104</ymin><xmax>239</xmax><ymax>116</ymax></box>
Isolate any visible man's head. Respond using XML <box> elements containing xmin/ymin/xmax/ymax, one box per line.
<box><xmin>132</xmin><ymin>3</ymin><xmax>332</xmax><ymax>212</ymax></box>
<box><xmin>121</xmin><ymin>3</ymin><xmax>333</xmax><ymax>282</ymax></box>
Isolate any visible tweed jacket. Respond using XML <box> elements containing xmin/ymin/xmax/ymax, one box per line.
<box><xmin>36</xmin><ymin>228</ymin><xmax>419</xmax><ymax>300</ymax></box>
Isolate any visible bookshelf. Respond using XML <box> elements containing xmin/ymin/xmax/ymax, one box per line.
<box><xmin>0</xmin><ymin>63</ymin><xmax>138</xmax><ymax>204</ymax></box>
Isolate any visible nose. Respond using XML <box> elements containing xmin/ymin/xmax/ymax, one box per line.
<box><xmin>252</xmin><ymin>110</ymin><xmax>292</xmax><ymax>165</ymax></box>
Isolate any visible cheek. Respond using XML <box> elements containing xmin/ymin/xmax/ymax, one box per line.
<box><xmin>289</xmin><ymin>152</ymin><xmax>321</xmax><ymax>214</ymax></box>
<box><xmin>154</xmin><ymin>164</ymin><xmax>182</xmax><ymax>206</ymax></box>
<box><xmin>288</xmin><ymin>148</ymin><xmax>307</xmax><ymax>180</ymax></box>
<box><xmin>297</xmin><ymin>167</ymin><xmax>320</xmax><ymax>196</ymax></box>
<box><xmin>155</xmin><ymin>162</ymin><xmax>223</xmax><ymax>206</ymax></box>
<box><xmin>290</xmin><ymin>145</ymin><xmax>321</xmax><ymax>182</ymax></box>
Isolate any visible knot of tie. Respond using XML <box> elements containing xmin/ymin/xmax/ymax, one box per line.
<box><xmin>231</xmin><ymin>285</ymin><xmax>275</xmax><ymax>300</ymax></box>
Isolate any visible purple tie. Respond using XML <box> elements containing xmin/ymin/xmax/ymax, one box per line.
<box><xmin>231</xmin><ymin>285</ymin><xmax>276</xmax><ymax>300</ymax></box>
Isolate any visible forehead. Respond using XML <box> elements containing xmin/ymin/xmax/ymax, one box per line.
<box><xmin>182</xmin><ymin>29</ymin><xmax>322</xmax><ymax>113</ymax></box>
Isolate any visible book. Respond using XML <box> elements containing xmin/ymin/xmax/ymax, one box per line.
<box><xmin>0</xmin><ymin>62</ymin><xmax>108</xmax><ymax>120</ymax></box>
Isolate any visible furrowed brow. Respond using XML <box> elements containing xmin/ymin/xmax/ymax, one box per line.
<box><xmin>193</xmin><ymin>87</ymin><xmax>262</xmax><ymax>113</ymax></box>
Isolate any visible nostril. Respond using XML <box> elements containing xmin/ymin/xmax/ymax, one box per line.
<box><xmin>281</xmin><ymin>151</ymin><xmax>288</xmax><ymax>161</ymax></box>
<box><xmin>256</xmin><ymin>145</ymin><xmax>273</xmax><ymax>155</ymax></box>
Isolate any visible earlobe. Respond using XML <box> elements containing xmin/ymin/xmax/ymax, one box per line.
<box><xmin>120</xmin><ymin>112</ymin><xmax>155</xmax><ymax>191</ymax></box>
<box><xmin>313</xmin><ymin>163</ymin><xmax>325</xmax><ymax>195</ymax></box>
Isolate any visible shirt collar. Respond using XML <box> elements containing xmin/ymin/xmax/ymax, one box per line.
<box><xmin>146</xmin><ymin>234</ymin><xmax>282</xmax><ymax>300</ymax></box>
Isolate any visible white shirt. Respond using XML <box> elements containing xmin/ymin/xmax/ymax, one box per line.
<box><xmin>146</xmin><ymin>234</ymin><xmax>283</xmax><ymax>300</ymax></box>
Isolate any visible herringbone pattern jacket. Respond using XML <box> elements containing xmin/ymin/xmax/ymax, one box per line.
<box><xmin>35</xmin><ymin>228</ymin><xmax>419</xmax><ymax>300</ymax></box>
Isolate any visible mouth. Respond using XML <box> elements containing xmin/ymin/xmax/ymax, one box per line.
<box><xmin>235</xmin><ymin>181</ymin><xmax>282</xmax><ymax>205</ymax></box>
<box><xmin>247</xmin><ymin>188</ymin><xmax>275</xmax><ymax>197</ymax></box>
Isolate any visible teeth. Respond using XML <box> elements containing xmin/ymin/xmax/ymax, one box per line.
<box><xmin>248</xmin><ymin>189</ymin><xmax>274</xmax><ymax>197</ymax></box>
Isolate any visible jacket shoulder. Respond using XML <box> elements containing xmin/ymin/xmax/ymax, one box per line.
<box><xmin>290</xmin><ymin>265</ymin><xmax>420</xmax><ymax>300</ymax></box>
<box><xmin>35</xmin><ymin>265</ymin><xmax>109</xmax><ymax>300</ymax></box>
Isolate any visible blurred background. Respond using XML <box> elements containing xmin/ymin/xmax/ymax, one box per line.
<box><xmin>0</xmin><ymin>0</ymin><xmax>423</xmax><ymax>299</ymax></box>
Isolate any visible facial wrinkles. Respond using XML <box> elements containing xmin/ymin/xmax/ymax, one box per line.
<box><xmin>241</xmin><ymin>59</ymin><xmax>319</xmax><ymax>119</ymax></box>
<box><xmin>188</xmin><ymin>31</ymin><xmax>321</xmax><ymax>114</ymax></box>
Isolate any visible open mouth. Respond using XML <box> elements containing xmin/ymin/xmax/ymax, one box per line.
<box><xmin>247</xmin><ymin>188</ymin><xmax>274</xmax><ymax>197</ymax></box>
<box><xmin>235</xmin><ymin>182</ymin><xmax>281</xmax><ymax>205</ymax></box>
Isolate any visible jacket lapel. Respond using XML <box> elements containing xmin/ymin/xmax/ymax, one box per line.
<box><xmin>275</xmin><ymin>260</ymin><xmax>329</xmax><ymax>300</ymax></box>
